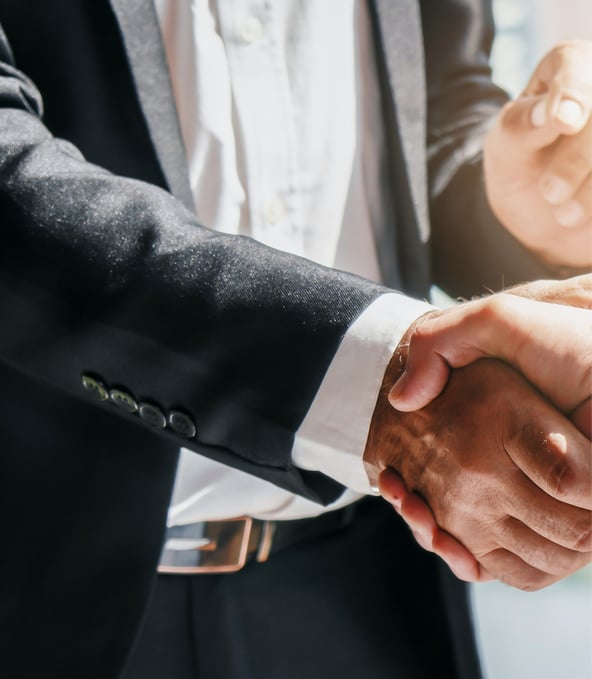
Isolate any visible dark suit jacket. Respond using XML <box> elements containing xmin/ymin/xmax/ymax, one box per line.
<box><xmin>0</xmin><ymin>1</ymin><xmax>553</xmax><ymax>676</ymax></box>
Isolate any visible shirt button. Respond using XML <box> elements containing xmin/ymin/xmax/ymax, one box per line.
<box><xmin>81</xmin><ymin>374</ymin><xmax>109</xmax><ymax>401</ymax></box>
<box><xmin>168</xmin><ymin>410</ymin><xmax>197</xmax><ymax>439</ymax></box>
<box><xmin>138</xmin><ymin>402</ymin><xmax>167</xmax><ymax>429</ymax></box>
<box><xmin>240</xmin><ymin>16</ymin><xmax>263</xmax><ymax>44</ymax></box>
<box><xmin>109</xmin><ymin>388</ymin><xmax>138</xmax><ymax>414</ymax></box>
<box><xmin>264</xmin><ymin>197</ymin><xmax>286</xmax><ymax>225</ymax></box>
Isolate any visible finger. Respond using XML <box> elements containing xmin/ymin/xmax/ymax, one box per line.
<box><xmin>430</xmin><ymin>528</ymin><xmax>483</xmax><ymax>582</ymax></box>
<box><xmin>379</xmin><ymin>469</ymin><xmax>482</xmax><ymax>581</ymax></box>
<box><xmin>479</xmin><ymin>549</ymin><xmax>562</xmax><ymax>591</ymax></box>
<box><xmin>492</xmin><ymin>515</ymin><xmax>591</xmax><ymax>577</ymax></box>
<box><xmin>392</xmin><ymin>295</ymin><xmax>591</xmax><ymax>415</ymax></box>
<box><xmin>506</xmin><ymin>274</ymin><xmax>592</xmax><ymax>308</ymax></box>
<box><xmin>529</xmin><ymin>96</ymin><xmax>588</xmax><ymax>134</ymax></box>
<box><xmin>503</xmin><ymin>475</ymin><xmax>592</xmax><ymax>552</ymax></box>
<box><xmin>504</xmin><ymin>399</ymin><xmax>592</xmax><ymax>510</ymax></box>
<box><xmin>400</xmin><ymin>489</ymin><xmax>483</xmax><ymax>582</ymax></box>
<box><xmin>540</xmin><ymin>136</ymin><xmax>591</xmax><ymax>209</ymax></box>
<box><xmin>399</xmin><ymin>493</ymin><xmax>438</xmax><ymax>549</ymax></box>
<box><xmin>389</xmin><ymin>305</ymin><xmax>487</xmax><ymax>412</ymax></box>
<box><xmin>475</xmin><ymin>565</ymin><xmax>495</xmax><ymax>584</ymax></box>
<box><xmin>379</xmin><ymin>470</ymin><xmax>436</xmax><ymax>550</ymax></box>
<box><xmin>544</xmin><ymin>94</ymin><xmax>589</xmax><ymax>135</ymax></box>
<box><xmin>497</xmin><ymin>96</ymin><xmax>562</xmax><ymax>152</ymax></box>
<box><xmin>403</xmin><ymin>496</ymin><xmax>482</xmax><ymax>582</ymax></box>
<box><xmin>524</xmin><ymin>41</ymin><xmax>592</xmax><ymax>136</ymax></box>
<box><xmin>552</xmin><ymin>174</ymin><xmax>592</xmax><ymax>229</ymax></box>
<box><xmin>410</xmin><ymin>529</ymin><xmax>432</xmax><ymax>552</ymax></box>
<box><xmin>378</xmin><ymin>467</ymin><xmax>409</xmax><ymax>511</ymax></box>
<box><xmin>388</xmin><ymin>353</ymin><xmax>450</xmax><ymax>412</ymax></box>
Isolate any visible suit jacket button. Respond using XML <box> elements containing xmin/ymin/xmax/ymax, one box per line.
<box><xmin>81</xmin><ymin>374</ymin><xmax>109</xmax><ymax>401</ymax></box>
<box><xmin>168</xmin><ymin>410</ymin><xmax>196</xmax><ymax>439</ymax></box>
<box><xmin>109</xmin><ymin>388</ymin><xmax>138</xmax><ymax>413</ymax></box>
<box><xmin>138</xmin><ymin>402</ymin><xmax>167</xmax><ymax>429</ymax></box>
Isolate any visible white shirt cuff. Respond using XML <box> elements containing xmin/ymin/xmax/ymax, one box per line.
<box><xmin>292</xmin><ymin>292</ymin><xmax>434</xmax><ymax>495</ymax></box>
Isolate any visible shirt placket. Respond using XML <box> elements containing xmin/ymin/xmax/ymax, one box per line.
<box><xmin>216</xmin><ymin>0</ymin><xmax>304</xmax><ymax>255</ymax></box>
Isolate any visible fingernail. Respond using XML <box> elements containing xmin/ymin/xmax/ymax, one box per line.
<box><xmin>388</xmin><ymin>385</ymin><xmax>402</xmax><ymax>408</ymax></box>
<box><xmin>530</xmin><ymin>99</ymin><xmax>546</xmax><ymax>127</ymax></box>
<box><xmin>555</xmin><ymin>200</ymin><xmax>586</xmax><ymax>227</ymax></box>
<box><xmin>541</xmin><ymin>176</ymin><xmax>572</xmax><ymax>205</ymax></box>
<box><xmin>388</xmin><ymin>377</ymin><xmax>408</xmax><ymax>410</ymax></box>
<box><xmin>557</xmin><ymin>99</ymin><xmax>584</xmax><ymax>127</ymax></box>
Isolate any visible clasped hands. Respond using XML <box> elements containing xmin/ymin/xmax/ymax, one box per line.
<box><xmin>364</xmin><ymin>275</ymin><xmax>592</xmax><ymax>591</ymax></box>
<box><xmin>363</xmin><ymin>40</ymin><xmax>592</xmax><ymax>591</ymax></box>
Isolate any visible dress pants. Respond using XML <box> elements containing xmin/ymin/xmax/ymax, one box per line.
<box><xmin>122</xmin><ymin>498</ymin><xmax>479</xmax><ymax>679</ymax></box>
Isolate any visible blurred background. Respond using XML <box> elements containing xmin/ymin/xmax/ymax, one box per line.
<box><xmin>470</xmin><ymin>2</ymin><xmax>592</xmax><ymax>678</ymax></box>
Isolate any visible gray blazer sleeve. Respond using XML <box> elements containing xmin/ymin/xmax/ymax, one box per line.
<box><xmin>0</xmin><ymin>25</ymin><xmax>385</xmax><ymax>503</ymax></box>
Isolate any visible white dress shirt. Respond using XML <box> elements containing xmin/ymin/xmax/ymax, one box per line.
<box><xmin>154</xmin><ymin>0</ymin><xmax>433</xmax><ymax>523</ymax></box>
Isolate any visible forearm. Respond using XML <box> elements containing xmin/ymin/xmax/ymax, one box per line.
<box><xmin>0</xmin><ymin>47</ymin><xmax>388</xmax><ymax>503</ymax></box>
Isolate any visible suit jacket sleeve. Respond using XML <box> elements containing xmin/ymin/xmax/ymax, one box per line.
<box><xmin>0</xmin><ymin>24</ymin><xmax>389</xmax><ymax>505</ymax></box>
<box><xmin>420</xmin><ymin>0</ymin><xmax>571</xmax><ymax>297</ymax></box>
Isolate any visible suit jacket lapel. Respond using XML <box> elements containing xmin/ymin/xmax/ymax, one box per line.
<box><xmin>108</xmin><ymin>0</ymin><xmax>429</xmax><ymax>287</ymax></box>
<box><xmin>372</xmin><ymin>0</ymin><xmax>429</xmax><ymax>243</ymax></box>
<box><xmin>109</xmin><ymin>0</ymin><xmax>194</xmax><ymax>211</ymax></box>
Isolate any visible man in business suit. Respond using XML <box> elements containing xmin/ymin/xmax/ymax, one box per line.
<box><xmin>0</xmin><ymin>1</ymin><xmax>589</xmax><ymax>678</ymax></box>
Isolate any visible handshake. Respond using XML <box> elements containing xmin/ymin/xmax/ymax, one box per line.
<box><xmin>364</xmin><ymin>275</ymin><xmax>592</xmax><ymax>591</ymax></box>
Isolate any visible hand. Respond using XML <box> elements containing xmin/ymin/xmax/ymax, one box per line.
<box><xmin>507</xmin><ymin>273</ymin><xmax>592</xmax><ymax>308</ymax></box>
<box><xmin>377</xmin><ymin>468</ymin><xmax>493</xmax><ymax>583</ymax></box>
<box><xmin>364</xmin><ymin>358</ymin><xmax>592</xmax><ymax>591</ymax></box>
<box><xmin>483</xmin><ymin>40</ymin><xmax>592</xmax><ymax>267</ymax></box>
<box><xmin>383</xmin><ymin>277</ymin><xmax>591</xmax><ymax>583</ymax></box>
<box><xmin>389</xmin><ymin>279</ymin><xmax>592</xmax><ymax>418</ymax></box>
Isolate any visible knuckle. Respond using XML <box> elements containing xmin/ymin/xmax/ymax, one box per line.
<box><xmin>491</xmin><ymin>513</ymin><xmax>513</xmax><ymax>540</ymax></box>
<box><xmin>478</xmin><ymin>294</ymin><xmax>505</xmax><ymax>322</ymax></box>
<box><xmin>497</xmin><ymin>561</ymin><xmax>552</xmax><ymax>591</ymax></box>
<box><xmin>408</xmin><ymin>318</ymin><xmax>438</xmax><ymax>348</ymax></box>
<box><xmin>497</xmin><ymin>569</ymin><xmax>538</xmax><ymax>592</ymax></box>
<box><xmin>571</xmin><ymin>522</ymin><xmax>592</xmax><ymax>552</ymax></box>
<box><xmin>529</xmin><ymin>545</ymin><xmax>554</xmax><ymax>574</ymax></box>
<box><xmin>518</xmin><ymin>579</ymin><xmax>549</xmax><ymax>592</ymax></box>
<box><xmin>466</xmin><ymin>476</ymin><xmax>508</xmax><ymax>523</ymax></box>
<box><xmin>430</xmin><ymin>530</ymin><xmax>451</xmax><ymax>555</ymax></box>
<box><xmin>543</xmin><ymin>547</ymin><xmax>579</xmax><ymax>578</ymax></box>
<box><xmin>498</xmin><ymin>100</ymin><xmax>514</xmax><ymax>119</ymax></box>
<box><xmin>514</xmin><ymin>580</ymin><xmax>537</xmax><ymax>592</ymax></box>
<box><xmin>497</xmin><ymin>101</ymin><xmax>520</xmax><ymax>131</ymax></box>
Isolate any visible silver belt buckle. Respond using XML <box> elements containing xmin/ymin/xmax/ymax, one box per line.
<box><xmin>158</xmin><ymin>517</ymin><xmax>254</xmax><ymax>574</ymax></box>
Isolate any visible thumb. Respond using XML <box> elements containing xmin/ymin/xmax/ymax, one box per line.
<box><xmin>388</xmin><ymin>349</ymin><xmax>449</xmax><ymax>412</ymax></box>
<box><xmin>388</xmin><ymin>303</ymin><xmax>492</xmax><ymax>411</ymax></box>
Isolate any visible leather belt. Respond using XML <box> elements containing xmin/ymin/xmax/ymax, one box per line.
<box><xmin>158</xmin><ymin>504</ymin><xmax>356</xmax><ymax>575</ymax></box>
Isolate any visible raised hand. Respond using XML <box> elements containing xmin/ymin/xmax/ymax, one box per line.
<box><xmin>364</xmin><ymin>357</ymin><xmax>592</xmax><ymax>591</ymax></box>
<box><xmin>483</xmin><ymin>40</ymin><xmax>592</xmax><ymax>267</ymax></box>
